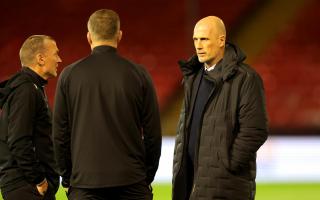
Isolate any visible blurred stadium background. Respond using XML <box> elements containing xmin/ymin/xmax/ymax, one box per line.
<box><xmin>1</xmin><ymin>0</ymin><xmax>320</xmax><ymax>199</ymax></box>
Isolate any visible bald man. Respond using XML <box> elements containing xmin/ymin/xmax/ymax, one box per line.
<box><xmin>172</xmin><ymin>16</ymin><xmax>268</xmax><ymax>200</ymax></box>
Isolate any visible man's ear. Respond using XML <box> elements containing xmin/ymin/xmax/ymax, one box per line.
<box><xmin>219</xmin><ymin>35</ymin><xmax>226</xmax><ymax>47</ymax></box>
<box><xmin>117</xmin><ymin>30</ymin><xmax>122</xmax><ymax>43</ymax></box>
<box><xmin>36</xmin><ymin>53</ymin><xmax>45</xmax><ymax>67</ymax></box>
<box><xmin>87</xmin><ymin>32</ymin><xmax>92</xmax><ymax>45</ymax></box>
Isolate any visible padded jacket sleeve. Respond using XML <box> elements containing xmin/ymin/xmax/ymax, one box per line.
<box><xmin>229</xmin><ymin>72</ymin><xmax>268</xmax><ymax>172</ymax></box>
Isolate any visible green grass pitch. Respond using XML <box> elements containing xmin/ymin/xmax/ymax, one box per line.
<box><xmin>1</xmin><ymin>183</ymin><xmax>320</xmax><ymax>199</ymax></box>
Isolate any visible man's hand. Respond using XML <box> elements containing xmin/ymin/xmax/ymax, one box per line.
<box><xmin>36</xmin><ymin>178</ymin><xmax>48</xmax><ymax>196</ymax></box>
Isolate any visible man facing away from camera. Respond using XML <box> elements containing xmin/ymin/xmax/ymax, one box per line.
<box><xmin>53</xmin><ymin>9</ymin><xmax>162</xmax><ymax>200</ymax></box>
<box><xmin>172</xmin><ymin>16</ymin><xmax>268</xmax><ymax>200</ymax></box>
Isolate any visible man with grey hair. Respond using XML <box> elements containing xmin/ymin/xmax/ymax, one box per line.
<box><xmin>0</xmin><ymin>35</ymin><xmax>61</xmax><ymax>200</ymax></box>
<box><xmin>53</xmin><ymin>9</ymin><xmax>161</xmax><ymax>200</ymax></box>
<box><xmin>172</xmin><ymin>16</ymin><xmax>268</xmax><ymax>200</ymax></box>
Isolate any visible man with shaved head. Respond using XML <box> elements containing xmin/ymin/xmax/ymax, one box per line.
<box><xmin>172</xmin><ymin>16</ymin><xmax>268</xmax><ymax>200</ymax></box>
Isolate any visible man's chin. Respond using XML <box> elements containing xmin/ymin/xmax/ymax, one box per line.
<box><xmin>197</xmin><ymin>58</ymin><xmax>206</xmax><ymax>63</ymax></box>
<box><xmin>49</xmin><ymin>72</ymin><xmax>58</xmax><ymax>78</ymax></box>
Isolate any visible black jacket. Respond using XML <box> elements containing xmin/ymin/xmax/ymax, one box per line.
<box><xmin>172</xmin><ymin>43</ymin><xmax>268</xmax><ymax>200</ymax></box>
<box><xmin>0</xmin><ymin>67</ymin><xmax>59</xmax><ymax>194</ymax></box>
<box><xmin>53</xmin><ymin>45</ymin><xmax>162</xmax><ymax>188</ymax></box>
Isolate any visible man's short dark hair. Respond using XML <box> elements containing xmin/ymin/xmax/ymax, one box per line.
<box><xmin>87</xmin><ymin>9</ymin><xmax>120</xmax><ymax>41</ymax></box>
<box><xmin>19</xmin><ymin>35</ymin><xmax>54</xmax><ymax>66</ymax></box>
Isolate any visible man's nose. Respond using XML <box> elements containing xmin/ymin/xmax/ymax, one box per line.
<box><xmin>195</xmin><ymin>41</ymin><xmax>203</xmax><ymax>49</ymax></box>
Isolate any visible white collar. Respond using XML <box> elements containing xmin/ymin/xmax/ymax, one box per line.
<box><xmin>205</xmin><ymin>63</ymin><xmax>216</xmax><ymax>71</ymax></box>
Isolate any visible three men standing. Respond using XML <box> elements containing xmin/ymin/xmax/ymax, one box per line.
<box><xmin>0</xmin><ymin>10</ymin><xmax>267</xmax><ymax>200</ymax></box>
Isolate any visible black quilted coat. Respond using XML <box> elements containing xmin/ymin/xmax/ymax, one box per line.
<box><xmin>172</xmin><ymin>43</ymin><xmax>268</xmax><ymax>200</ymax></box>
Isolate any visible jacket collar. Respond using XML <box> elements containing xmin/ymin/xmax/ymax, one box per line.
<box><xmin>179</xmin><ymin>42</ymin><xmax>246</xmax><ymax>82</ymax></box>
<box><xmin>21</xmin><ymin>67</ymin><xmax>47</xmax><ymax>87</ymax></box>
<box><xmin>92</xmin><ymin>45</ymin><xmax>117</xmax><ymax>55</ymax></box>
<box><xmin>0</xmin><ymin>67</ymin><xmax>47</xmax><ymax>108</ymax></box>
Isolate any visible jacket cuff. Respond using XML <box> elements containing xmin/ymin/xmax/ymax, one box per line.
<box><xmin>36</xmin><ymin>178</ymin><xmax>47</xmax><ymax>186</ymax></box>
<box><xmin>61</xmin><ymin>178</ymin><xmax>70</xmax><ymax>188</ymax></box>
<box><xmin>33</xmin><ymin>175</ymin><xmax>46</xmax><ymax>185</ymax></box>
<box><xmin>145</xmin><ymin>176</ymin><xmax>154</xmax><ymax>185</ymax></box>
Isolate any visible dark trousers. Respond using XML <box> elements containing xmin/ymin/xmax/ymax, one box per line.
<box><xmin>68</xmin><ymin>180</ymin><xmax>153</xmax><ymax>200</ymax></box>
<box><xmin>2</xmin><ymin>179</ymin><xmax>58</xmax><ymax>200</ymax></box>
